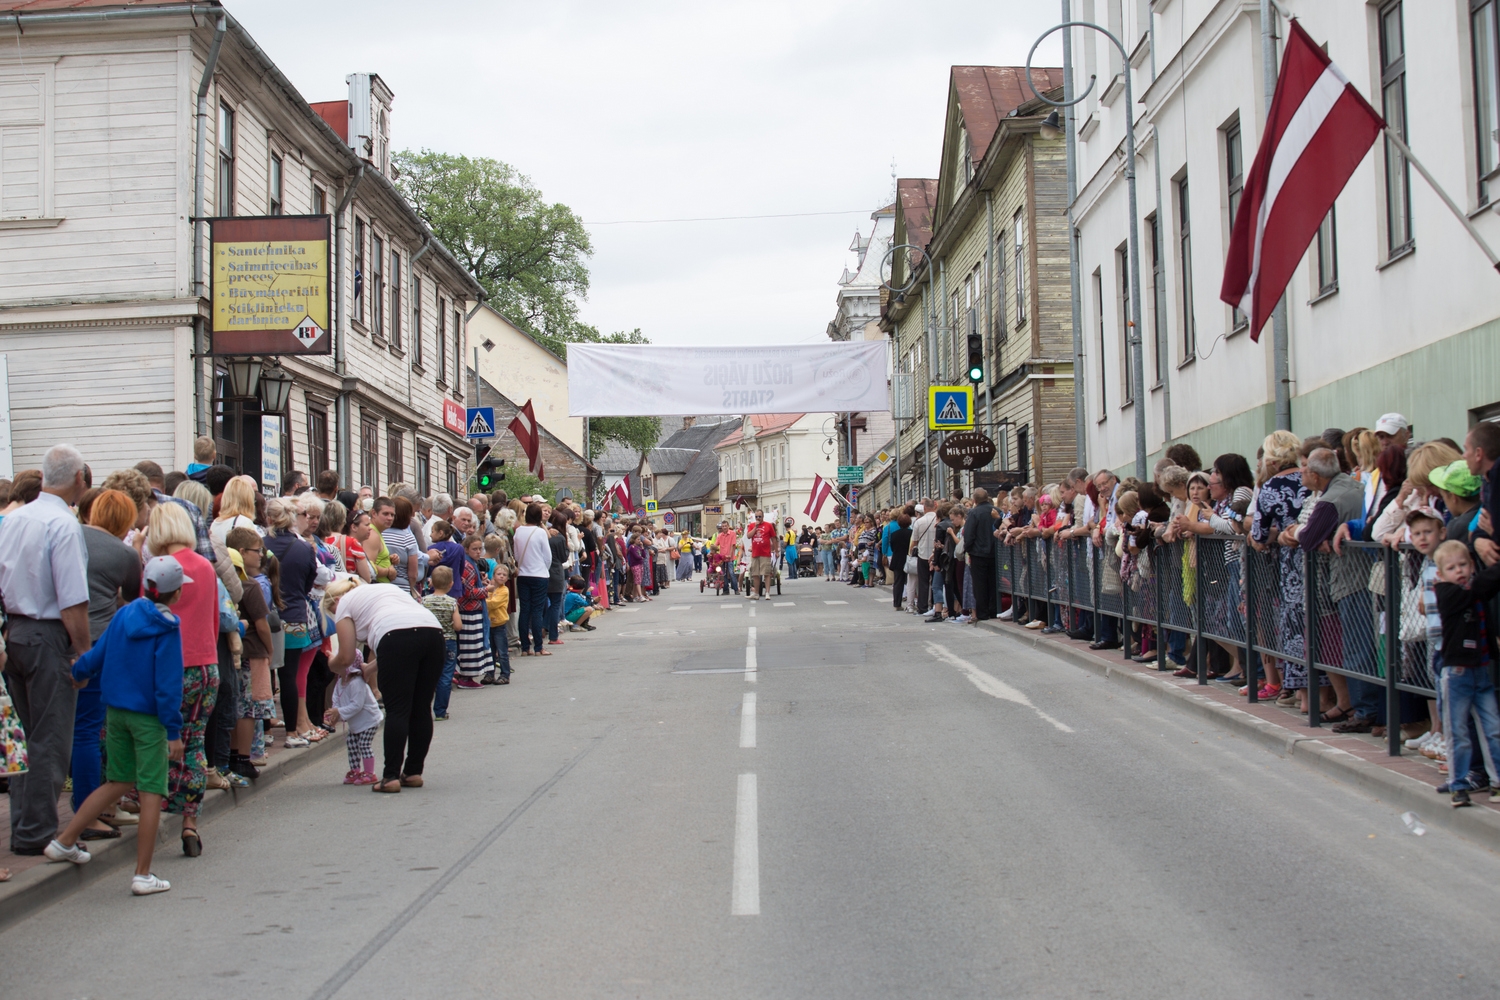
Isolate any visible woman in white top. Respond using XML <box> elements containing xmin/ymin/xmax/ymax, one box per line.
<box><xmin>324</xmin><ymin>577</ymin><xmax>444</xmax><ymax>793</ymax></box>
<box><xmin>211</xmin><ymin>475</ymin><xmax>261</xmax><ymax>545</ymax></box>
<box><xmin>511</xmin><ymin>502</ymin><xmax>554</xmax><ymax>656</ymax></box>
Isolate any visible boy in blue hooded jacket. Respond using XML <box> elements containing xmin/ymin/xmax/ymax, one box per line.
<box><xmin>44</xmin><ymin>556</ymin><xmax>188</xmax><ymax>896</ymax></box>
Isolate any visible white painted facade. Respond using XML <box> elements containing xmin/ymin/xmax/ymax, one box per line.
<box><xmin>1069</xmin><ymin>0</ymin><xmax>1500</xmax><ymax>473</ymax></box>
<box><xmin>715</xmin><ymin>412</ymin><xmax>841</xmax><ymax>528</ymax></box>
<box><xmin>0</xmin><ymin>5</ymin><xmax>481</xmax><ymax>491</ymax></box>
<box><xmin>467</xmin><ymin>304</ymin><xmax>582</xmax><ymax>454</ymax></box>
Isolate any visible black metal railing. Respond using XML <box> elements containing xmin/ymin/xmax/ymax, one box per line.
<box><xmin>993</xmin><ymin>536</ymin><xmax>1446</xmax><ymax>756</ymax></box>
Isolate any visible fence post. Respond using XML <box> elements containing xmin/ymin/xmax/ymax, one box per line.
<box><xmin>1384</xmin><ymin>544</ymin><xmax>1401</xmax><ymax>756</ymax></box>
<box><xmin>1306</xmin><ymin>546</ymin><xmax>1320</xmax><ymax>728</ymax></box>
<box><xmin>1121</xmin><ymin>555</ymin><xmax>1133</xmax><ymax>660</ymax></box>
<box><xmin>1244</xmin><ymin>542</ymin><xmax>1258</xmax><ymax>703</ymax></box>
<box><xmin>1066</xmin><ymin>538</ymin><xmax>1076</xmax><ymax>631</ymax></box>
<box><xmin>1091</xmin><ymin>541</ymin><xmax>1102</xmax><ymax>643</ymax></box>
<box><xmin>1154</xmin><ymin>545</ymin><xmax>1167</xmax><ymax>670</ymax></box>
<box><xmin>1195</xmin><ymin>540</ymin><xmax>1207</xmax><ymax>685</ymax></box>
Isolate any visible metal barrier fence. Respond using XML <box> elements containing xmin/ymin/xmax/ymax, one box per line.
<box><xmin>992</xmin><ymin>536</ymin><xmax>1441</xmax><ymax>757</ymax></box>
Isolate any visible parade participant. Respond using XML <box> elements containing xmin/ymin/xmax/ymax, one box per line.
<box><xmin>746</xmin><ymin>510</ymin><xmax>777</xmax><ymax>601</ymax></box>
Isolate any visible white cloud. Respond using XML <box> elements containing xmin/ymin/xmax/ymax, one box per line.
<box><xmin>229</xmin><ymin>0</ymin><xmax>1064</xmax><ymax>346</ymax></box>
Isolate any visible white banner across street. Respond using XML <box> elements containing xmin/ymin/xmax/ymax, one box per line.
<box><xmin>566</xmin><ymin>342</ymin><xmax>891</xmax><ymax>416</ymax></box>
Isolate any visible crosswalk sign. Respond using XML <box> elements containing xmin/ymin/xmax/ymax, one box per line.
<box><xmin>466</xmin><ymin>407</ymin><xmax>496</xmax><ymax>439</ymax></box>
<box><xmin>927</xmin><ymin>385</ymin><xmax>975</xmax><ymax>430</ymax></box>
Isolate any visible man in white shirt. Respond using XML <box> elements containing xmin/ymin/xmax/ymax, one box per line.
<box><xmin>910</xmin><ymin>500</ymin><xmax>938</xmax><ymax>617</ymax></box>
<box><xmin>0</xmin><ymin>444</ymin><xmax>91</xmax><ymax>854</ymax></box>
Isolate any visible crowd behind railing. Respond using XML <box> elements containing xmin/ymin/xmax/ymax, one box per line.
<box><xmin>860</xmin><ymin>414</ymin><xmax>1500</xmax><ymax>808</ymax></box>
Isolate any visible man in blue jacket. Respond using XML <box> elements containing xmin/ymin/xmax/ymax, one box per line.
<box><xmin>43</xmin><ymin>557</ymin><xmax>188</xmax><ymax>896</ymax></box>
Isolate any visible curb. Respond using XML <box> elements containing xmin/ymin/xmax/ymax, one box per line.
<box><xmin>979</xmin><ymin>620</ymin><xmax>1500</xmax><ymax>851</ymax></box>
<box><xmin>0</xmin><ymin>731</ymin><xmax>346</xmax><ymax>931</ymax></box>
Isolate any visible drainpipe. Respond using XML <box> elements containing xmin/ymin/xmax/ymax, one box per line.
<box><xmin>191</xmin><ymin>14</ymin><xmax>227</xmax><ymax>440</ymax></box>
<box><xmin>1262</xmin><ymin>0</ymin><xmax>1291</xmax><ymax>432</ymax></box>
<box><xmin>1149</xmin><ymin>3</ymin><xmax>1171</xmax><ymax>444</ymax></box>
<box><xmin>406</xmin><ymin>234</ymin><xmax>432</xmax><ymax>408</ymax></box>
<box><xmin>1063</xmin><ymin>0</ymin><xmax>1086</xmax><ymax>468</ymax></box>
<box><xmin>333</xmin><ymin>165</ymin><xmax>366</xmax><ymax>489</ymax></box>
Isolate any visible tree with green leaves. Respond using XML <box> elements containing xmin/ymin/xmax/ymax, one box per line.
<box><xmin>587</xmin><ymin>415</ymin><xmax>661</xmax><ymax>462</ymax></box>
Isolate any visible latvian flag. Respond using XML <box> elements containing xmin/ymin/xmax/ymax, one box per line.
<box><xmin>804</xmin><ymin>473</ymin><xmax>834</xmax><ymax>521</ymax></box>
<box><xmin>1221</xmin><ymin>19</ymin><xmax>1385</xmax><ymax>340</ymax></box>
<box><xmin>608</xmin><ymin>474</ymin><xmax>632</xmax><ymax>510</ymax></box>
<box><xmin>507</xmin><ymin>399</ymin><xmax>544</xmax><ymax>478</ymax></box>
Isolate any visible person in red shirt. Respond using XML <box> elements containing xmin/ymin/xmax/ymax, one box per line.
<box><xmin>746</xmin><ymin>509</ymin><xmax>778</xmax><ymax>601</ymax></box>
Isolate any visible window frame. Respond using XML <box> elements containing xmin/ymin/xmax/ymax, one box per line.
<box><xmin>994</xmin><ymin>229</ymin><xmax>1008</xmax><ymax>344</ymax></box>
<box><xmin>1013</xmin><ymin>208</ymin><xmax>1027</xmax><ymax>327</ymax></box>
<box><xmin>1380</xmin><ymin>0</ymin><xmax>1414</xmax><ymax>257</ymax></box>
<box><xmin>453</xmin><ymin>307</ymin><xmax>464</xmax><ymax>396</ymax></box>
<box><xmin>306</xmin><ymin>405</ymin><xmax>329</xmax><ymax>482</ymax></box>
<box><xmin>1117</xmin><ymin>244</ymin><xmax>1133</xmax><ymax>406</ymax></box>
<box><xmin>1093</xmin><ymin>267</ymin><xmax>1107</xmax><ymax>416</ymax></box>
<box><xmin>1148</xmin><ymin>212</ymin><xmax>1166</xmax><ymax>385</ymax></box>
<box><xmin>360</xmin><ymin>415</ymin><xmax>380</xmax><ymax>495</ymax></box>
<box><xmin>353</xmin><ymin>217</ymin><xmax>367</xmax><ymax>327</ymax></box>
<box><xmin>1177</xmin><ymin>175</ymin><xmax>1197</xmax><ymax>359</ymax></box>
<box><xmin>371</xmin><ymin>233</ymin><xmax>385</xmax><ymax>340</ymax></box>
<box><xmin>1223</xmin><ymin>120</ymin><xmax>1246</xmax><ymax>330</ymax></box>
<box><xmin>389</xmin><ymin>249</ymin><xmax>402</xmax><ymax>350</ymax></box>
<box><xmin>436</xmin><ymin>296</ymin><xmax>448</xmax><ymax>388</ymax></box>
<box><xmin>412</xmin><ymin>276</ymin><xmax>423</xmax><ymax>368</ymax></box>
<box><xmin>417</xmin><ymin>446</ymin><xmax>431</xmax><ymax>498</ymax></box>
<box><xmin>216</xmin><ymin>101</ymin><xmax>235</xmax><ymax>217</ymax></box>
<box><xmin>1315</xmin><ymin>207</ymin><xmax>1339</xmax><ymax>298</ymax></box>
<box><xmin>269</xmin><ymin>153</ymin><xmax>283</xmax><ymax>216</ymax></box>
<box><xmin>386</xmin><ymin>425</ymin><xmax>404</xmax><ymax>487</ymax></box>
<box><xmin>1472</xmin><ymin>0</ymin><xmax>1500</xmax><ymax>204</ymax></box>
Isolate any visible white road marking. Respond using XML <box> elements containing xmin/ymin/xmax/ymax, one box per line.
<box><xmin>720</xmin><ymin>604</ymin><xmax>742</xmax><ymax>609</ymax></box>
<box><xmin>732</xmin><ymin>773</ymin><xmax>760</xmax><ymax>916</ymax></box>
<box><xmin>749</xmin><ymin>605</ymin><xmax>756</xmax><ymax>618</ymax></box>
<box><xmin>669</xmin><ymin>605</ymin><xmax>692</xmax><ymax>611</ymax></box>
<box><xmin>824</xmin><ymin>600</ymin><xmax>848</xmax><ymax>605</ymax></box>
<box><xmin>615</xmin><ymin>608</ymin><xmax>639</xmax><ymax>613</ymax></box>
<box><xmin>747</xmin><ymin>627</ymin><xmax>757</xmax><ymax>647</ymax></box>
<box><xmin>740</xmin><ymin>692</ymin><xmax>757</xmax><ymax>748</ymax></box>
<box><xmin>926</xmin><ymin>642</ymin><xmax>1075</xmax><ymax>733</ymax></box>
<box><xmin>745</xmin><ymin>645</ymin><xmax>757</xmax><ymax>683</ymax></box>
<box><xmin>773</xmin><ymin>601</ymin><xmax>795</xmax><ymax>606</ymax></box>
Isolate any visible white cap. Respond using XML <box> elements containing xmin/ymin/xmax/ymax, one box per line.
<box><xmin>1375</xmin><ymin>412</ymin><xmax>1410</xmax><ymax>436</ymax></box>
<box><xmin>915</xmin><ymin>504</ymin><xmax>925</xmax><ymax>513</ymax></box>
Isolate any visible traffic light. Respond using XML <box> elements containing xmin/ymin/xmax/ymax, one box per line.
<box><xmin>473</xmin><ymin>443</ymin><xmax>505</xmax><ymax>491</ymax></box>
<box><xmin>966</xmin><ymin>331</ymin><xmax>985</xmax><ymax>384</ymax></box>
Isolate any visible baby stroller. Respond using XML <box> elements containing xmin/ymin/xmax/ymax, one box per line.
<box><xmin>740</xmin><ymin>560</ymin><xmax>782</xmax><ymax>597</ymax></box>
<box><xmin>797</xmin><ymin>544</ymin><xmax>816</xmax><ymax>576</ymax></box>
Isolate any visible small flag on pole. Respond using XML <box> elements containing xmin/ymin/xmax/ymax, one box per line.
<box><xmin>507</xmin><ymin>399</ymin><xmax>544</xmax><ymax>477</ymax></box>
<box><xmin>804</xmin><ymin>473</ymin><xmax>834</xmax><ymax>521</ymax></box>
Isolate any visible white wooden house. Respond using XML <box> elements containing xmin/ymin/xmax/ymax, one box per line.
<box><xmin>0</xmin><ymin>0</ymin><xmax>482</xmax><ymax>493</ymax></box>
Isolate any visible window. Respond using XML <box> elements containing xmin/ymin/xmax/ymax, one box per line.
<box><xmin>313</xmin><ymin>185</ymin><xmax>326</xmax><ymax>216</ymax></box>
<box><xmin>994</xmin><ymin>230</ymin><xmax>1008</xmax><ymax>344</ymax></box>
<box><xmin>269</xmin><ymin>154</ymin><xmax>283</xmax><ymax>215</ymax></box>
<box><xmin>436</xmin><ymin>297</ymin><xmax>447</xmax><ymax>385</ymax></box>
<box><xmin>966</xmin><ymin>263</ymin><xmax>981</xmax><ymax>340</ymax></box>
<box><xmin>417</xmin><ymin>447</ymin><xmax>431</xmax><ymax>497</ymax></box>
<box><xmin>446</xmin><ymin>455</ymin><xmax>458</xmax><ymax>497</ymax></box>
<box><xmin>1224</xmin><ymin>121</ymin><xmax>1245</xmax><ymax>328</ymax></box>
<box><xmin>353</xmin><ymin>218</ymin><xmax>366</xmax><ymax>325</ymax></box>
<box><xmin>386</xmin><ymin>426</ymin><xmax>404</xmax><ymax>487</ymax></box>
<box><xmin>306</xmin><ymin>406</ymin><xmax>329</xmax><ymax>480</ymax></box>
<box><xmin>1013</xmin><ymin>209</ymin><xmax>1027</xmax><ymax>326</ymax></box>
<box><xmin>453</xmin><ymin>308</ymin><xmax>464</xmax><ymax>393</ymax></box>
<box><xmin>360</xmin><ymin>416</ymin><xmax>380</xmax><ymax>494</ymax></box>
<box><xmin>1149</xmin><ymin>213</ymin><xmax>1166</xmax><ymax>383</ymax></box>
<box><xmin>216</xmin><ymin>102</ymin><xmax>235</xmax><ymax>216</ymax></box>
<box><xmin>1016</xmin><ymin>425</ymin><xmax>1030</xmax><ymax>483</ymax></box>
<box><xmin>1177</xmin><ymin>176</ymin><xmax>1196</xmax><ymax>357</ymax></box>
<box><xmin>1117</xmin><ymin>245</ymin><xmax>1133</xmax><ymax>404</ymax></box>
<box><xmin>1315</xmin><ymin>207</ymin><xmax>1339</xmax><ymax>296</ymax></box>
<box><xmin>389</xmin><ymin>250</ymin><xmax>402</xmax><ymax>349</ymax></box>
<box><xmin>1094</xmin><ymin>268</ymin><xmax>1106</xmax><ymax>414</ymax></box>
<box><xmin>371</xmin><ymin>235</ymin><xmax>385</xmax><ymax>338</ymax></box>
<box><xmin>1381</xmin><ymin>0</ymin><xmax>1413</xmax><ymax>255</ymax></box>
<box><xmin>413</xmin><ymin>277</ymin><xmax>423</xmax><ymax>368</ymax></box>
<box><xmin>1473</xmin><ymin>0</ymin><xmax>1500</xmax><ymax>203</ymax></box>
<box><xmin>0</xmin><ymin>68</ymin><xmax>49</xmax><ymax>220</ymax></box>
<box><xmin>642</xmin><ymin>476</ymin><xmax>654</xmax><ymax>498</ymax></box>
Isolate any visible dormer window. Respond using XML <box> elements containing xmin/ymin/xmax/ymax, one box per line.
<box><xmin>376</xmin><ymin>108</ymin><xmax>389</xmax><ymax>174</ymax></box>
<box><xmin>961</xmin><ymin>124</ymin><xmax>973</xmax><ymax>182</ymax></box>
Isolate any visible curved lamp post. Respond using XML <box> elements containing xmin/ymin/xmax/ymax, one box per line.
<box><xmin>1027</xmin><ymin>23</ymin><xmax>1146</xmax><ymax>481</ymax></box>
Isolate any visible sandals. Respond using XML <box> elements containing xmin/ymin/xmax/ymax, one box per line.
<box><xmin>372</xmin><ymin>779</ymin><xmax>402</xmax><ymax>793</ymax></box>
<box><xmin>1321</xmin><ymin>706</ymin><xmax>1355</xmax><ymax>724</ymax></box>
<box><xmin>399</xmin><ymin>774</ymin><xmax>424</xmax><ymax>788</ymax></box>
<box><xmin>181</xmin><ymin>830</ymin><xmax>202</xmax><ymax>857</ymax></box>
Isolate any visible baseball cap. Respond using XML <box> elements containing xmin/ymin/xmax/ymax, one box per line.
<box><xmin>1405</xmin><ymin>505</ymin><xmax>1445</xmax><ymax>526</ymax></box>
<box><xmin>1427</xmin><ymin>459</ymin><xmax>1481</xmax><ymax>497</ymax></box>
<box><xmin>143</xmin><ymin>555</ymin><xmax>192</xmax><ymax>597</ymax></box>
<box><xmin>1375</xmin><ymin>412</ymin><xmax>1410</xmax><ymax>436</ymax></box>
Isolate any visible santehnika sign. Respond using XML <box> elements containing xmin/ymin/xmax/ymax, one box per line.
<box><xmin>567</xmin><ymin>342</ymin><xmax>890</xmax><ymax>416</ymax></box>
<box><xmin>210</xmin><ymin>215</ymin><xmax>332</xmax><ymax>355</ymax></box>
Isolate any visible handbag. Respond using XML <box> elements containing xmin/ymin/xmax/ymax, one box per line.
<box><xmin>1</xmin><ymin>683</ymin><xmax>29</xmax><ymax>775</ymax></box>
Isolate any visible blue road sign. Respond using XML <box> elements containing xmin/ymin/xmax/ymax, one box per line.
<box><xmin>928</xmin><ymin>385</ymin><xmax>975</xmax><ymax>430</ymax></box>
<box><xmin>466</xmin><ymin>406</ymin><xmax>496</xmax><ymax>439</ymax></box>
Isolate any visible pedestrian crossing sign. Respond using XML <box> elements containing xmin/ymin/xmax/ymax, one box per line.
<box><xmin>645</xmin><ymin>500</ymin><xmax>658</xmax><ymax>513</ymax></box>
<box><xmin>927</xmin><ymin>385</ymin><xmax>974</xmax><ymax>430</ymax></box>
<box><xmin>465</xmin><ymin>406</ymin><xmax>496</xmax><ymax>439</ymax></box>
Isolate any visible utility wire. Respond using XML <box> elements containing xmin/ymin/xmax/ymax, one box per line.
<box><xmin>583</xmin><ymin>208</ymin><xmax>871</xmax><ymax>226</ymax></box>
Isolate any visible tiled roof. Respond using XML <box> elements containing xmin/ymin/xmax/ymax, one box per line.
<box><xmin>896</xmin><ymin>179</ymin><xmax>938</xmax><ymax>256</ymax></box>
<box><xmin>952</xmin><ymin>65</ymin><xmax>1067</xmax><ymax>168</ymax></box>
<box><xmin>660</xmin><ymin>447</ymin><xmax>722</xmax><ymax>506</ymax></box>
<box><xmin>715</xmin><ymin>413</ymin><xmax>806</xmax><ymax>449</ymax></box>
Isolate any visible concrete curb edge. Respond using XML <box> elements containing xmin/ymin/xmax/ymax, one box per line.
<box><xmin>978</xmin><ymin>620</ymin><xmax>1500</xmax><ymax>851</ymax></box>
<box><xmin>0</xmin><ymin>731</ymin><xmax>346</xmax><ymax>931</ymax></box>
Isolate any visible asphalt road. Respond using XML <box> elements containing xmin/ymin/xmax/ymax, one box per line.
<box><xmin>6</xmin><ymin>574</ymin><xmax>1500</xmax><ymax>1000</ymax></box>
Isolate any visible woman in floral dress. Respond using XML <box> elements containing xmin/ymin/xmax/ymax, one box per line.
<box><xmin>1250</xmin><ymin>431</ymin><xmax>1308</xmax><ymax>699</ymax></box>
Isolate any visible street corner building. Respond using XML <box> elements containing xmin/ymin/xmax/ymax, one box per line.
<box><xmin>0</xmin><ymin>0</ymin><xmax>483</xmax><ymax>490</ymax></box>
<box><xmin>882</xmin><ymin>65</ymin><xmax>1077</xmax><ymax>499</ymax></box>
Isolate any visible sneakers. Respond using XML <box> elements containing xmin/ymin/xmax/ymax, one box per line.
<box><xmin>1405</xmin><ymin>730</ymin><xmax>1433</xmax><ymax>751</ymax></box>
<box><xmin>283</xmin><ymin>734</ymin><xmax>310</xmax><ymax>748</ymax></box>
<box><xmin>44</xmin><ymin>839</ymin><xmax>90</xmax><ymax>865</ymax></box>
<box><xmin>1024</xmin><ymin>620</ymin><xmax>1045</xmax><ymax>630</ymax></box>
<box><xmin>453</xmin><ymin>677</ymin><xmax>483</xmax><ymax>690</ymax></box>
<box><xmin>434</xmin><ymin>713</ymin><xmax>450</xmax><ymax>721</ymax></box>
<box><xmin>998</xmin><ymin>608</ymin><xmax>1015</xmax><ymax>621</ymax></box>
<box><xmin>131</xmin><ymin>873</ymin><xmax>171</xmax><ymax>895</ymax></box>
<box><xmin>344</xmin><ymin>767</ymin><xmax>378</xmax><ymax>785</ymax></box>
<box><xmin>1452</xmin><ymin>788</ymin><xmax>1472</xmax><ymax>808</ymax></box>
<box><xmin>949</xmin><ymin>615</ymin><xmax>972</xmax><ymax>624</ymax></box>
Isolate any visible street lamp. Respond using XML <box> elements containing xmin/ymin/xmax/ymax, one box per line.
<box><xmin>1028</xmin><ymin>22</ymin><xmax>1147</xmax><ymax>481</ymax></box>
<box><xmin>225</xmin><ymin>357</ymin><xmax>262</xmax><ymax>400</ymax></box>
<box><xmin>257</xmin><ymin>360</ymin><xmax>294</xmax><ymax>414</ymax></box>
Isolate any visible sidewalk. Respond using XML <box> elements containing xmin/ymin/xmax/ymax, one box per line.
<box><xmin>0</xmin><ymin>729</ymin><xmax>345</xmax><ymax>931</ymax></box>
<box><xmin>977</xmin><ymin>616</ymin><xmax>1500</xmax><ymax>847</ymax></box>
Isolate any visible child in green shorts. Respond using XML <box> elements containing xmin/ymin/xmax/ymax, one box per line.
<box><xmin>45</xmin><ymin>556</ymin><xmax>188</xmax><ymax>895</ymax></box>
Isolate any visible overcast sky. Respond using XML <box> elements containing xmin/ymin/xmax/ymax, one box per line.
<box><xmin>231</xmin><ymin>1</ymin><xmax>1065</xmax><ymax>347</ymax></box>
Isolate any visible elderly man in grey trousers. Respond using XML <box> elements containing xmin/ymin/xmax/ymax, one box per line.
<box><xmin>0</xmin><ymin>444</ymin><xmax>92</xmax><ymax>854</ymax></box>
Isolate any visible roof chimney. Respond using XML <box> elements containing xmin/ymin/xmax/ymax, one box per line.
<box><xmin>346</xmin><ymin>73</ymin><xmax>394</xmax><ymax>175</ymax></box>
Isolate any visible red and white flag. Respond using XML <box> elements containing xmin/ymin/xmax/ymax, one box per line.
<box><xmin>1221</xmin><ymin>19</ymin><xmax>1385</xmax><ymax>340</ymax></box>
<box><xmin>608</xmin><ymin>474</ymin><xmax>632</xmax><ymax>510</ymax></box>
<box><xmin>804</xmin><ymin>473</ymin><xmax>834</xmax><ymax>521</ymax></box>
<box><xmin>507</xmin><ymin>399</ymin><xmax>543</xmax><ymax>476</ymax></box>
